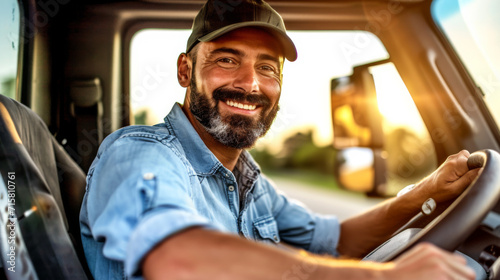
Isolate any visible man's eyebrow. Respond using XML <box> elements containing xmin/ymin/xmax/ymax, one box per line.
<box><xmin>209</xmin><ymin>47</ymin><xmax>281</xmax><ymax>66</ymax></box>
<box><xmin>257</xmin><ymin>53</ymin><xmax>281</xmax><ymax>67</ymax></box>
<box><xmin>209</xmin><ymin>47</ymin><xmax>243</xmax><ymax>57</ymax></box>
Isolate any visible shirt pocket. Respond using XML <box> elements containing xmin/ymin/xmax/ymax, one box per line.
<box><xmin>253</xmin><ymin>214</ymin><xmax>280</xmax><ymax>244</ymax></box>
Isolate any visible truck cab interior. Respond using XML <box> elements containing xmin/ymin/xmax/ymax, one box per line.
<box><xmin>0</xmin><ymin>0</ymin><xmax>499</xmax><ymax>279</ymax></box>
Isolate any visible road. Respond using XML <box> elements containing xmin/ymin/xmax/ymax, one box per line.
<box><xmin>270</xmin><ymin>177</ymin><xmax>385</xmax><ymax>221</ymax></box>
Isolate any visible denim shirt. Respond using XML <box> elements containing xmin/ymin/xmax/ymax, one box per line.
<box><xmin>80</xmin><ymin>104</ymin><xmax>340</xmax><ymax>279</ymax></box>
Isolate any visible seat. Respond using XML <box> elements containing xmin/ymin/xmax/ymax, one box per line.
<box><xmin>0</xmin><ymin>94</ymin><xmax>89</xmax><ymax>279</ymax></box>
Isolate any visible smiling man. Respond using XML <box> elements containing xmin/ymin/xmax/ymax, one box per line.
<box><xmin>180</xmin><ymin>26</ymin><xmax>283</xmax><ymax>168</ymax></box>
<box><xmin>80</xmin><ymin>1</ymin><xmax>478</xmax><ymax>279</ymax></box>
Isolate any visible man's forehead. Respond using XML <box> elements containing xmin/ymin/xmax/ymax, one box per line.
<box><xmin>199</xmin><ymin>28</ymin><xmax>285</xmax><ymax>61</ymax></box>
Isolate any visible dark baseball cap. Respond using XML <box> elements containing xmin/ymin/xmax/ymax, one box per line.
<box><xmin>187</xmin><ymin>0</ymin><xmax>297</xmax><ymax>61</ymax></box>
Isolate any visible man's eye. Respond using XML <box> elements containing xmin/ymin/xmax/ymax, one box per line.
<box><xmin>259</xmin><ymin>65</ymin><xmax>278</xmax><ymax>74</ymax></box>
<box><xmin>217</xmin><ymin>58</ymin><xmax>235</xmax><ymax>64</ymax></box>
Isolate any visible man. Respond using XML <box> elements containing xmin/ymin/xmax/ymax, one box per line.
<box><xmin>80</xmin><ymin>0</ymin><xmax>479</xmax><ymax>279</ymax></box>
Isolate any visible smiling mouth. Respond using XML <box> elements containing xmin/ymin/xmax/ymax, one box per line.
<box><xmin>225</xmin><ymin>100</ymin><xmax>257</xmax><ymax>111</ymax></box>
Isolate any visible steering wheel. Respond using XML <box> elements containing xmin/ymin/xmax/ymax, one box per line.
<box><xmin>364</xmin><ymin>149</ymin><xmax>500</xmax><ymax>262</ymax></box>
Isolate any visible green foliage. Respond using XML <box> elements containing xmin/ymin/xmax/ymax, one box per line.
<box><xmin>250</xmin><ymin>130</ymin><xmax>337</xmax><ymax>176</ymax></box>
<box><xmin>134</xmin><ymin>110</ymin><xmax>148</xmax><ymax>125</ymax></box>
<box><xmin>0</xmin><ymin>78</ymin><xmax>16</xmax><ymax>99</ymax></box>
<box><xmin>385</xmin><ymin>127</ymin><xmax>436</xmax><ymax>179</ymax></box>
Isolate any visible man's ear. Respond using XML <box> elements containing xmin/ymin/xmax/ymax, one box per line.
<box><xmin>177</xmin><ymin>53</ymin><xmax>191</xmax><ymax>87</ymax></box>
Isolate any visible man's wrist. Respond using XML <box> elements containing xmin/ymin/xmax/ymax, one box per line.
<box><xmin>397</xmin><ymin>184</ymin><xmax>416</xmax><ymax>197</ymax></box>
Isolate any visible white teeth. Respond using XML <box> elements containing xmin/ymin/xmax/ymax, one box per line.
<box><xmin>225</xmin><ymin>100</ymin><xmax>256</xmax><ymax>111</ymax></box>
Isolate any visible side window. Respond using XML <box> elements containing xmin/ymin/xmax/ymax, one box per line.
<box><xmin>130</xmin><ymin>29</ymin><xmax>190</xmax><ymax>125</ymax></box>
<box><xmin>432</xmin><ymin>0</ymin><xmax>500</xmax><ymax>136</ymax></box>
<box><xmin>130</xmin><ymin>29</ymin><xmax>437</xmax><ymax>198</ymax></box>
<box><xmin>332</xmin><ymin>61</ymin><xmax>437</xmax><ymax>197</ymax></box>
<box><xmin>0</xmin><ymin>0</ymin><xmax>20</xmax><ymax>100</ymax></box>
<box><xmin>370</xmin><ymin>63</ymin><xmax>437</xmax><ymax>195</ymax></box>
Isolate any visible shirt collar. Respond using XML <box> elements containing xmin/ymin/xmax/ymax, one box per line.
<box><xmin>165</xmin><ymin>103</ymin><xmax>222</xmax><ymax>175</ymax></box>
<box><xmin>237</xmin><ymin>151</ymin><xmax>261</xmax><ymax>178</ymax></box>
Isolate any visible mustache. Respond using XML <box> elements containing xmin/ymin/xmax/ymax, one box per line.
<box><xmin>213</xmin><ymin>88</ymin><xmax>271</xmax><ymax>107</ymax></box>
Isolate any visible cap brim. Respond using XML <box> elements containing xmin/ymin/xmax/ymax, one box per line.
<box><xmin>198</xmin><ymin>22</ymin><xmax>297</xmax><ymax>62</ymax></box>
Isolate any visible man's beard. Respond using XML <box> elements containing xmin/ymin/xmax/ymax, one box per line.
<box><xmin>189</xmin><ymin>78</ymin><xmax>279</xmax><ymax>149</ymax></box>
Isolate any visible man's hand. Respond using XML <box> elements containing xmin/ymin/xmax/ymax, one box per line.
<box><xmin>383</xmin><ymin>243</ymin><xmax>476</xmax><ymax>280</ymax></box>
<box><xmin>414</xmin><ymin>150</ymin><xmax>480</xmax><ymax>203</ymax></box>
<box><xmin>338</xmin><ymin>150</ymin><xmax>481</xmax><ymax>258</ymax></box>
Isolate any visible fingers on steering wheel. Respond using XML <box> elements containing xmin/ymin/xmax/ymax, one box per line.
<box><xmin>462</xmin><ymin>168</ymin><xmax>481</xmax><ymax>186</ymax></box>
<box><xmin>448</xmin><ymin>150</ymin><xmax>472</xmax><ymax>179</ymax></box>
<box><xmin>450</xmin><ymin>150</ymin><xmax>481</xmax><ymax>192</ymax></box>
<box><xmin>395</xmin><ymin>244</ymin><xmax>475</xmax><ymax>280</ymax></box>
<box><xmin>447</xmin><ymin>150</ymin><xmax>469</xmax><ymax>162</ymax></box>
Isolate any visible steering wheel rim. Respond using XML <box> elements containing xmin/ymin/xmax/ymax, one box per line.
<box><xmin>368</xmin><ymin>149</ymin><xmax>500</xmax><ymax>262</ymax></box>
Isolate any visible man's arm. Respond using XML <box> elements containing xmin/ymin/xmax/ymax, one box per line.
<box><xmin>142</xmin><ymin>227</ymin><xmax>475</xmax><ymax>279</ymax></box>
<box><xmin>337</xmin><ymin>150</ymin><xmax>480</xmax><ymax>258</ymax></box>
<box><xmin>141</xmin><ymin>150</ymin><xmax>478</xmax><ymax>279</ymax></box>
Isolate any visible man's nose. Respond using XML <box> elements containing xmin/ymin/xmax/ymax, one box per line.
<box><xmin>232</xmin><ymin>64</ymin><xmax>260</xmax><ymax>93</ymax></box>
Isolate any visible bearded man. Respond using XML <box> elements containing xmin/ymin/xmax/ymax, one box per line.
<box><xmin>80</xmin><ymin>0</ymin><xmax>478</xmax><ymax>279</ymax></box>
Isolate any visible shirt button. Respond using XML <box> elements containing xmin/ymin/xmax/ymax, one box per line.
<box><xmin>273</xmin><ymin>235</ymin><xmax>279</xmax><ymax>242</ymax></box>
<box><xmin>228</xmin><ymin>185</ymin><xmax>235</xmax><ymax>192</ymax></box>
<box><xmin>143</xmin><ymin>173</ymin><xmax>155</xmax><ymax>180</ymax></box>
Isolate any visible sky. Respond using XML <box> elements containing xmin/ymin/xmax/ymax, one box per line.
<box><xmin>0</xmin><ymin>0</ymin><xmax>20</xmax><ymax>83</ymax></box>
<box><xmin>432</xmin><ymin>0</ymin><xmax>500</xmax><ymax>129</ymax></box>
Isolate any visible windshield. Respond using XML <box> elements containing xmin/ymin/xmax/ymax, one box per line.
<box><xmin>432</xmin><ymin>0</ymin><xmax>500</xmax><ymax>130</ymax></box>
<box><xmin>130</xmin><ymin>29</ymin><xmax>389</xmax><ymax>148</ymax></box>
<box><xmin>0</xmin><ymin>0</ymin><xmax>20</xmax><ymax>100</ymax></box>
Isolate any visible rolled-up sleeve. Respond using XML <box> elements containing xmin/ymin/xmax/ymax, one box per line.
<box><xmin>84</xmin><ymin>134</ymin><xmax>219</xmax><ymax>277</ymax></box>
<box><xmin>263</xmin><ymin>178</ymin><xmax>340</xmax><ymax>256</ymax></box>
<box><xmin>308</xmin><ymin>214</ymin><xmax>340</xmax><ymax>256</ymax></box>
<box><xmin>125</xmin><ymin>207</ymin><xmax>219</xmax><ymax>276</ymax></box>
